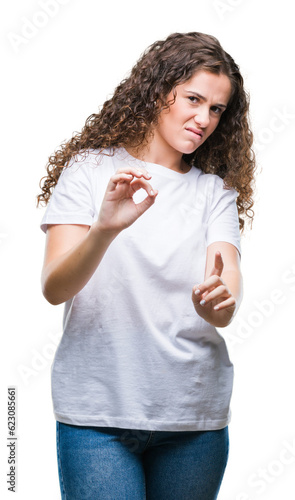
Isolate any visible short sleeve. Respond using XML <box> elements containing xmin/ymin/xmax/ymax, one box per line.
<box><xmin>40</xmin><ymin>156</ymin><xmax>96</xmax><ymax>233</ymax></box>
<box><xmin>206</xmin><ymin>176</ymin><xmax>241</xmax><ymax>257</ymax></box>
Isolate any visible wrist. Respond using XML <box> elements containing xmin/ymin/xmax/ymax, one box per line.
<box><xmin>90</xmin><ymin>221</ymin><xmax>121</xmax><ymax>242</ymax></box>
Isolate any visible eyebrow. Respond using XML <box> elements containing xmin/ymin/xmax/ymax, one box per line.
<box><xmin>184</xmin><ymin>90</ymin><xmax>228</xmax><ymax>109</ymax></box>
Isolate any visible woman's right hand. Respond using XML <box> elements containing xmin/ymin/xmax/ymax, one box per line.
<box><xmin>94</xmin><ymin>166</ymin><xmax>158</xmax><ymax>235</ymax></box>
<box><xmin>41</xmin><ymin>167</ymin><xmax>157</xmax><ymax>305</ymax></box>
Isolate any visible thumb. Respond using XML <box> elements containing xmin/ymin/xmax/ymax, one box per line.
<box><xmin>135</xmin><ymin>190</ymin><xmax>158</xmax><ymax>217</ymax></box>
<box><xmin>209</xmin><ymin>251</ymin><xmax>223</xmax><ymax>277</ymax></box>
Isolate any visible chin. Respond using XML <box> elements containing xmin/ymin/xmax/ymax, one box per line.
<box><xmin>177</xmin><ymin>141</ymin><xmax>202</xmax><ymax>155</ymax></box>
<box><xmin>180</xmin><ymin>146</ymin><xmax>200</xmax><ymax>155</ymax></box>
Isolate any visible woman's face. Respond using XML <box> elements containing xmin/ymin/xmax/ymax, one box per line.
<box><xmin>154</xmin><ymin>70</ymin><xmax>232</xmax><ymax>157</ymax></box>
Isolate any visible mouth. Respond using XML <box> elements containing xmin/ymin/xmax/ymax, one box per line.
<box><xmin>185</xmin><ymin>128</ymin><xmax>204</xmax><ymax>139</ymax></box>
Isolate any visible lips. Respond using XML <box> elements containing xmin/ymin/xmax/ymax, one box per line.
<box><xmin>185</xmin><ymin>127</ymin><xmax>204</xmax><ymax>139</ymax></box>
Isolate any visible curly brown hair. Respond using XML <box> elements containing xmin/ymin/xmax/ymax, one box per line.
<box><xmin>37</xmin><ymin>31</ymin><xmax>256</xmax><ymax>233</ymax></box>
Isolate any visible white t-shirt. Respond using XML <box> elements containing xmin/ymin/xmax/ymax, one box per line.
<box><xmin>40</xmin><ymin>147</ymin><xmax>241</xmax><ymax>431</ymax></box>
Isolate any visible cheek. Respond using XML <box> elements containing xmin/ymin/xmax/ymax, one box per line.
<box><xmin>209</xmin><ymin>117</ymin><xmax>222</xmax><ymax>134</ymax></box>
<box><xmin>162</xmin><ymin>114</ymin><xmax>178</xmax><ymax>136</ymax></box>
<box><xmin>166</xmin><ymin>102</ymin><xmax>183</xmax><ymax>123</ymax></box>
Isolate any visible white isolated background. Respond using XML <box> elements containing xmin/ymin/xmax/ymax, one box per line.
<box><xmin>1</xmin><ymin>0</ymin><xmax>294</xmax><ymax>498</ymax></box>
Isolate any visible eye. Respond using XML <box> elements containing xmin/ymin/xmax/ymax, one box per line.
<box><xmin>188</xmin><ymin>96</ymin><xmax>199</xmax><ymax>104</ymax></box>
<box><xmin>211</xmin><ymin>106</ymin><xmax>223</xmax><ymax>115</ymax></box>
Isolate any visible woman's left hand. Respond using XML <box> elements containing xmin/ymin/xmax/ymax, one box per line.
<box><xmin>192</xmin><ymin>252</ymin><xmax>237</xmax><ymax>327</ymax></box>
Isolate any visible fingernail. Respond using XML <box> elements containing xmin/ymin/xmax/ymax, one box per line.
<box><xmin>150</xmin><ymin>190</ymin><xmax>154</xmax><ymax>196</ymax></box>
<box><xmin>194</xmin><ymin>289</ymin><xmax>201</xmax><ymax>295</ymax></box>
<box><xmin>137</xmin><ymin>168</ymin><xmax>151</xmax><ymax>178</ymax></box>
<box><xmin>200</xmin><ymin>299</ymin><xmax>206</xmax><ymax>306</ymax></box>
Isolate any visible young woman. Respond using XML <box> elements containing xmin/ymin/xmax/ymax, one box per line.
<box><xmin>38</xmin><ymin>32</ymin><xmax>256</xmax><ymax>499</ymax></box>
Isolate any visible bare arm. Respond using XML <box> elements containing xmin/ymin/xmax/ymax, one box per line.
<box><xmin>41</xmin><ymin>223</ymin><xmax>116</xmax><ymax>305</ymax></box>
<box><xmin>41</xmin><ymin>166</ymin><xmax>158</xmax><ymax>305</ymax></box>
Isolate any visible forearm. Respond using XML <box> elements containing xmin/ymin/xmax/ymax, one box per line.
<box><xmin>41</xmin><ymin>224</ymin><xmax>117</xmax><ymax>305</ymax></box>
<box><xmin>221</xmin><ymin>269</ymin><xmax>243</xmax><ymax>313</ymax></box>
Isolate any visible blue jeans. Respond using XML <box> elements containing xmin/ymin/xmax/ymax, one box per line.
<box><xmin>56</xmin><ymin>422</ymin><xmax>229</xmax><ymax>499</ymax></box>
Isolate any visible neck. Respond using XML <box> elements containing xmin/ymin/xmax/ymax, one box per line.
<box><xmin>126</xmin><ymin>133</ymin><xmax>189</xmax><ymax>173</ymax></box>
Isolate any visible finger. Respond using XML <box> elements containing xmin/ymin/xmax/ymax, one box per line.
<box><xmin>116</xmin><ymin>166</ymin><xmax>152</xmax><ymax>180</ymax></box>
<box><xmin>130</xmin><ymin>177</ymin><xmax>156</xmax><ymax>197</ymax></box>
<box><xmin>192</xmin><ymin>286</ymin><xmax>210</xmax><ymax>305</ymax></box>
<box><xmin>108</xmin><ymin>173</ymin><xmax>134</xmax><ymax>191</ymax></box>
<box><xmin>193</xmin><ymin>275</ymin><xmax>224</xmax><ymax>297</ymax></box>
<box><xmin>209</xmin><ymin>251</ymin><xmax>223</xmax><ymax>278</ymax></box>
<box><xmin>213</xmin><ymin>297</ymin><xmax>236</xmax><ymax>311</ymax></box>
<box><xmin>134</xmin><ymin>189</ymin><xmax>158</xmax><ymax>216</ymax></box>
<box><xmin>196</xmin><ymin>284</ymin><xmax>230</xmax><ymax>306</ymax></box>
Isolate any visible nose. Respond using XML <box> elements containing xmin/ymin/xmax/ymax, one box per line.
<box><xmin>194</xmin><ymin>106</ymin><xmax>210</xmax><ymax>128</ymax></box>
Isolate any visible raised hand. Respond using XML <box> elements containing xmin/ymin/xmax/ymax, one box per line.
<box><xmin>95</xmin><ymin>166</ymin><xmax>158</xmax><ymax>235</ymax></box>
<box><xmin>192</xmin><ymin>252</ymin><xmax>237</xmax><ymax>327</ymax></box>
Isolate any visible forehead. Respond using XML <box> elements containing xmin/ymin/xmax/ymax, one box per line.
<box><xmin>179</xmin><ymin>70</ymin><xmax>232</xmax><ymax>102</ymax></box>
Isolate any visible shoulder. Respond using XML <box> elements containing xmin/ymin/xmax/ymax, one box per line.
<box><xmin>193</xmin><ymin>171</ymin><xmax>238</xmax><ymax>217</ymax></box>
<box><xmin>198</xmin><ymin>171</ymin><xmax>238</xmax><ymax>199</ymax></box>
<box><xmin>65</xmin><ymin>148</ymin><xmax>113</xmax><ymax>170</ymax></box>
<box><xmin>196</xmin><ymin>169</ymin><xmax>221</xmax><ymax>187</ymax></box>
<box><xmin>59</xmin><ymin>148</ymin><xmax>115</xmax><ymax>182</ymax></box>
